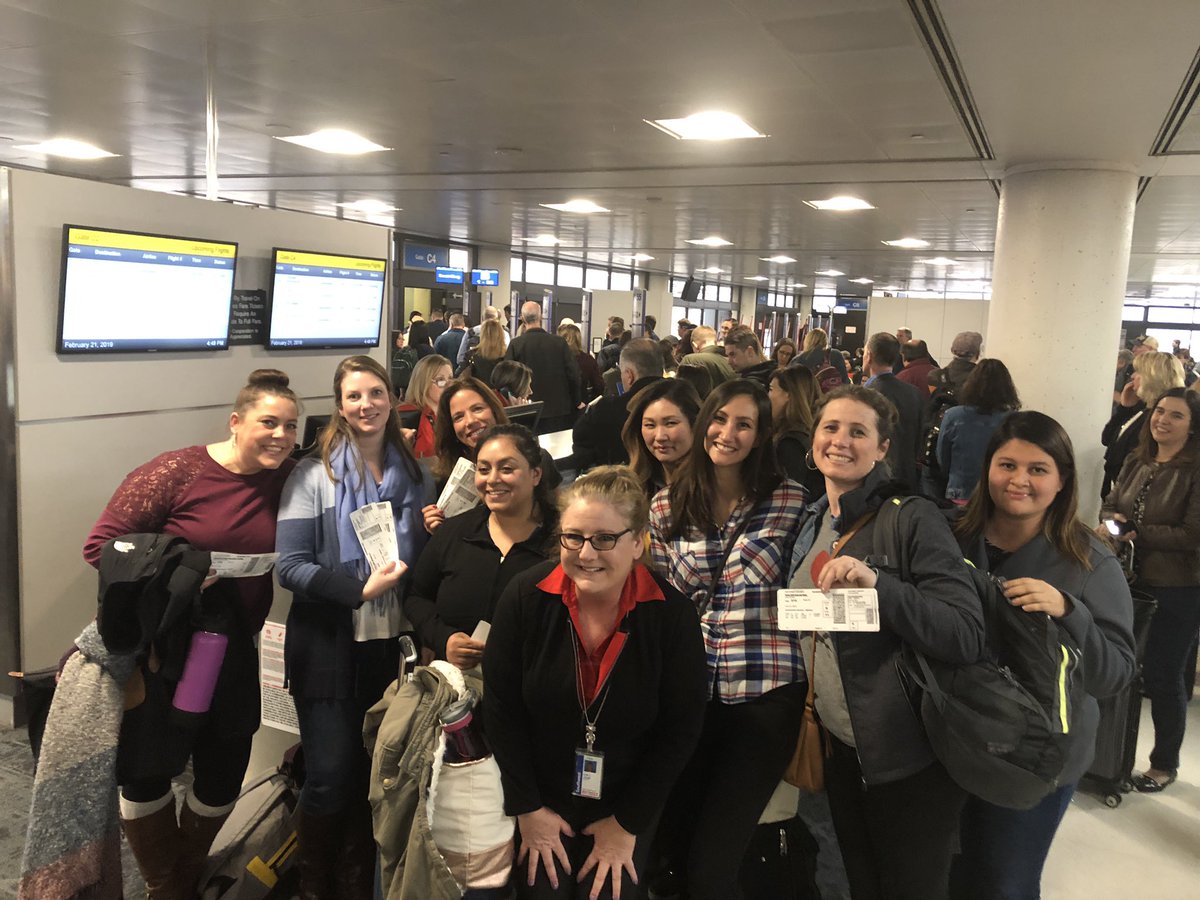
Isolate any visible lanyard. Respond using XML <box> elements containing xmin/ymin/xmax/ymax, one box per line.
<box><xmin>569</xmin><ymin>622</ymin><xmax>627</xmax><ymax>752</ymax></box>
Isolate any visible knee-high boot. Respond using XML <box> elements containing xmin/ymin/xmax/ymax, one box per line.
<box><xmin>295</xmin><ymin>807</ymin><xmax>343</xmax><ymax>900</ymax></box>
<box><xmin>176</xmin><ymin>794</ymin><xmax>233</xmax><ymax>898</ymax></box>
<box><xmin>120</xmin><ymin>798</ymin><xmax>181</xmax><ymax>900</ymax></box>
<box><xmin>337</xmin><ymin>800</ymin><xmax>378</xmax><ymax>900</ymax></box>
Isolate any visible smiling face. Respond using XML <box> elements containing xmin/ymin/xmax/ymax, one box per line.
<box><xmin>427</xmin><ymin>364</ymin><xmax>453</xmax><ymax>409</ymax></box>
<box><xmin>337</xmin><ymin>370</ymin><xmax>392</xmax><ymax>439</ymax></box>
<box><xmin>230</xmin><ymin>394</ymin><xmax>299</xmax><ymax>472</ymax></box>
<box><xmin>559</xmin><ymin>497</ymin><xmax>643</xmax><ymax>600</ymax></box>
<box><xmin>812</xmin><ymin>397</ymin><xmax>889</xmax><ymax>491</ymax></box>
<box><xmin>449</xmin><ymin>389</ymin><xmax>498</xmax><ymax>451</ymax></box>
<box><xmin>704</xmin><ymin>393</ymin><xmax>760</xmax><ymax>469</ymax></box>
<box><xmin>474</xmin><ymin>435</ymin><xmax>540</xmax><ymax>517</ymax></box>
<box><xmin>1150</xmin><ymin>395</ymin><xmax>1193</xmax><ymax>454</ymax></box>
<box><xmin>641</xmin><ymin>398</ymin><xmax>693</xmax><ymax>468</ymax></box>
<box><xmin>987</xmin><ymin>438</ymin><xmax>1064</xmax><ymax>526</ymax></box>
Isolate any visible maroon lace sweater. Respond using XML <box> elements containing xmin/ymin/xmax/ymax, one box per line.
<box><xmin>84</xmin><ymin>445</ymin><xmax>296</xmax><ymax>630</ymax></box>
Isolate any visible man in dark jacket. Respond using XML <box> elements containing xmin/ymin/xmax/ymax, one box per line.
<box><xmin>504</xmin><ymin>301</ymin><xmax>582</xmax><ymax>433</ymax></box>
<box><xmin>572</xmin><ymin>339</ymin><xmax>663</xmax><ymax>470</ymax></box>
<box><xmin>723</xmin><ymin>325</ymin><xmax>776</xmax><ymax>388</ymax></box>
<box><xmin>862</xmin><ymin>332</ymin><xmax>925</xmax><ymax>491</ymax></box>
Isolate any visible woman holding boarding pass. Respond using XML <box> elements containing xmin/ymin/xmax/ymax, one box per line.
<box><xmin>276</xmin><ymin>355</ymin><xmax>432</xmax><ymax>899</ymax></box>
<box><xmin>950</xmin><ymin>411</ymin><xmax>1135</xmax><ymax>899</ymax></box>
<box><xmin>784</xmin><ymin>385</ymin><xmax>983</xmax><ymax>900</ymax></box>
<box><xmin>484</xmin><ymin>466</ymin><xmax>706</xmax><ymax>899</ymax></box>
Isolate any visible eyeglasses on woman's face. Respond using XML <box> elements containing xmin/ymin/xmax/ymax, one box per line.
<box><xmin>433</xmin><ymin>376</ymin><xmax>451</xmax><ymax>388</ymax></box>
<box><xmin>558</xmin><ymin>529</ymin><xmax>632</xmax><ymax>552</ymax></box>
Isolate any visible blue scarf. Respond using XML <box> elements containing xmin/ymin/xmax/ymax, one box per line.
<box><xmin>332</xmin><ymin>439</ymin><xmax>414</xmax><ymax>577</ymax></box>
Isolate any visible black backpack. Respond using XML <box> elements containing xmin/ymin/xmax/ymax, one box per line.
<box><xmin>872</xmin><ymin>497</ymin><xmax>1085</xmax><ymax>810</ymax></box>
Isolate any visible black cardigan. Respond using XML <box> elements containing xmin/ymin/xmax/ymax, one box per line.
<box><xmin>404</xmin><ymin>504</ymin><xmax>555</xmax><ymax>660</ymax></box>
<box><xmin>483</xmin><ymin>560</ymin><xmax>707</xmax><ymax>835</ymax></box>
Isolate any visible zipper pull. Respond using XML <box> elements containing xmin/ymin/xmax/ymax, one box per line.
<box><xmin>779</xmin><ymin>827</ymin><xmax>788</xmax><ymax>857</ymax></box>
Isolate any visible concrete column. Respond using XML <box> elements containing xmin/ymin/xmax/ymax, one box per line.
<box><xmin>986</xmin><ymin>163</ymin><xmax>1137</xmax><ymax>517</ymax></box>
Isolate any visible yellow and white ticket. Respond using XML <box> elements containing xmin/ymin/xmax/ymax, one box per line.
<box><xmin>777</xmin><ymin>588</ymin><xmax>880</xmax><ymax>632</ymax></box>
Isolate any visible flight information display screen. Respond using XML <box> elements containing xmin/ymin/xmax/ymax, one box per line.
<box><xmin>57</xmin><ymin>225</ymin><xmax>238</xmax><ymax>353</ymax></box>
<box><xmin>267</xmin><ymin>248</ymin><xmax>386</xmax><ymax>349</ymax></box>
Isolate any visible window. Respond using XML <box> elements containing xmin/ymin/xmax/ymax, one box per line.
<box><xmin>449</xmin><ymin>247</ymin><xmax>470</xmax><ymax>271</ymax></box>
<box><xmin>557</xmin><ymin>263</ymin><xmax>583</xmax><ymax>288</ymax></box>
<box><xmin>585</xmin><ymin>267</ymin><xmax>609</xmax><ymax>290</ymax></box>
<box><xmin>525</xmin><ymin>258</ymin><xmax>555</xmax><ymax>284</ymax></box>
<box><xmin>1149</xmin><ymin>307</ymin><xmax>1195</xmax><ymax>325</ymax></box>
<box><xmin>510</xmin><ymin>257</ymin><xmax>524</xmax><ymax>281</ymax></box>
<box><xmin>610</xmin><ymin>269</ymin><xmax>633</xmax><ymax>291</ymax></box>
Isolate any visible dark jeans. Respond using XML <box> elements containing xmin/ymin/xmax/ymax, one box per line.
<box><xmin>295</xmin><ymin>637</ymin><xmax>399</xmax><ymax>816</ymax></box>
<box><xmin>825</xmin><ymin>737</ymin><xmax>966</xmax><ymax>900</ymax></box>
<box><xmin>950</xmin><ymin>782</ymin><xmax>1075</xmax><ymax>900</ymax></box>
<box><xmin>1142</xmin><ymin>584</ymin><xmax>1200</xmax><ymax>771</ymax></box>
<box><xmin>660</xmin><ymin>682</ymin><xmax>808</xmax><ymax>900</ymax></box>
<box><xmin>515</xmin><ymin>818</ymin><xmax>657</xmax><ymax>900</ymax></box>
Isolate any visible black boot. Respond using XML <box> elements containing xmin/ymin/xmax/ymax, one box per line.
<box><xmin>336</xmin><ymin>801</ymin><xmax>377</xmax><ymax>900</ymax></box>
<box><xmin>294</xmin><ymin>807</ymin><xmax>342</xmax><ymax>900</ymax></box>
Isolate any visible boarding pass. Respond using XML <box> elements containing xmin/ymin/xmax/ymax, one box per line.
<box><xmin>777</xmin><ymin>588</ymin><xmax>880</xmax><ymax>632</ymax></box>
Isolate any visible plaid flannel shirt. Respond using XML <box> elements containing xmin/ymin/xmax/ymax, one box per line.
<box><xmin>649</xmin><ymin>480</ymin><xmax>807</xmax><ymax>703</ymax></box>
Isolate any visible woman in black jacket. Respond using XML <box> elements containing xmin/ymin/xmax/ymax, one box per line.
<box><xmin>769</xmin><ymin>364</ymin><xmax>825</xmax><ymax>500</ymax></box>
<box><xmin>785</xmin><ymin>385</ymin><xmax>983</xmax><ymax>900</ymax></box>
<box><xmin>484</xmin><ymin>466</ymin><xmax>707</xmax><ymax>899</ymax></box>
<box><xmin>952</xmin><ymin>412</ymin><xmax>1135</xmax><ymax>898</ymax></box>
<box><xmin>406</xmin><ymin>424</ymin><xmax>557</xmax><ymax>668</ymax></box>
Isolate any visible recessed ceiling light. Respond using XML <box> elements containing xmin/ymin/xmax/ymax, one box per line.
<box><xmin>275</xmin><ymin>129</ymin><xmax>390</xmax><ymax>154</ymax></box>
<box><xmin>883</xmin><ymin>238</ymin><xmax>930</xmax><ymax>249</ymax></box>
<box><xmin>747</xmin><ymin>276</ymin><xmax>769</xmax><ymax>282</ymax></box>
<box><xmin>921</xmin><ymin>257</ymin><xmax>958</xmax><ymax>266</ymax></box>
<box><xmin>17</xmin><ymin>138</ymin><xmax>117</xmax><ymax>159</ymax></box>
<box><xmin>876</xmin><ymin>285</ymin><xmax>900</xmax><ymax>291</ymax></box>
<box><xmin>522</xmin><ymin>234</ymin><xmax>562</xmax><ymax>246</ymax></box>
<box><xmin>628</xmin><ymin>253</ymin><xmax>655</xmax><ymax>262</ymax></box>
<box><xmin>540</xmin><ymin>199</ymin><xmax>610</xmax><ymax>213</ymax></box>
<box><xmin>646</xmin><ymin>111</ymin><xmax>765</xmax><ymax>141</ymax></box>
<box><xmin>697</xmin><ymin>266</ymin><xmax>725</xmax><ymax>274</ymax></box>
<box><xmin>815</xmin><ymin>269</ymin><xmax>845</xmax><ymax>277</ymax></box>
<box><xmin>851</xmin><ymin>277</ymin><xmax>874</xmax><ymax>284</ymax></box>
<box><xmin>759</xmin><ymin>255</ymin><xmax>797</xmax><ymax>264</ymax></box>
<box><xmin>803</xmin><ymin>196</ymin><xmax>875</xmax><ymax>211</ymax></box>
<box><xmin>337</xmin><ymin>199</ymin><xmax>399</xmax><ymax>214</ymax></box>
<box><xmin>685</xmin><ymin>236</ymin><xmax>732</xmax><ymax>247</ymax></box>
<box><xmin>787</xmin><ymin>282</ymin><xmax>807</xmax><ymax>289</ymax></box>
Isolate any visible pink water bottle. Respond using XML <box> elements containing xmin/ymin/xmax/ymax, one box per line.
<box><xmin>172</xmin><ymin>631</ymin><xmax>228</xmax><ymax>713</ymax></box>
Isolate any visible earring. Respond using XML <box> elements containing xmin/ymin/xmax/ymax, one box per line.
<box><xmin>805</xmin><ymin>449</ymin><xmax>819</xmax><ymax>471</ymax></box>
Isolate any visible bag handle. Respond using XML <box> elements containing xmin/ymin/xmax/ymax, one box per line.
<box><xmin>703</xmin><ymin>511</ymin><xmax>755</xmax><ymax>612</ymax></box>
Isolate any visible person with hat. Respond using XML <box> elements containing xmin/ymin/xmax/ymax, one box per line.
<box><xmin>940</xmin><ymin>331</ymin><xmax>982</xmax><ymax>395</ymax></box>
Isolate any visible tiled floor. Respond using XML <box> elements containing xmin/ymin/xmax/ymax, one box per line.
<box><xmin>0</xmin><ymin>701</ymin><xmax>1196</xmax><ymax>899</ymax></box>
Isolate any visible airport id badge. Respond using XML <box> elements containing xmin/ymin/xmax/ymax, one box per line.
<box><xmin>573</xmin><ymin>747</ymin><xmax>605</xmax><ymax>799</ymax></box>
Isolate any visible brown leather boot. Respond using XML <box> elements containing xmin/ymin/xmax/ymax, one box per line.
<box><xmin>295</xmin><ymin>807</ymin><xmax>342</xmax><ymax>900</ymax></box>
<box><xmin>120</xmin><ymin>801</ymin><xmax>182</xmax><ymax>900</ymax></box>
<box><xmin>336</xmin><ymin>801</ymin><xmax>377</xmax><ymax>900</ymax></box>
<box><xmin>176</xmin><ymin>799</ymin><xmax>232</xmax><ymax>898</ymax></box>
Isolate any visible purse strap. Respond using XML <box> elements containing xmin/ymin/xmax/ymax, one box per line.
<box><xmin>704</xmin><ymin>508</ymin><xmax>756</xmax><ymax>611</ymax></box>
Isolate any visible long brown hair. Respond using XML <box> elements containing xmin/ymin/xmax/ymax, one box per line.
<box><xmin>431</xmin><ymin>377</ymin><xmax>510</xmax><ymax>482</ymax></box>
<box><xmin>621</xmin><ymin>379</ymin><xmax>702</xmax><ymax>490</ymax></box>
<box><xmin>955</xmin><ymin>411</ymin><xmax>1092</xmax><ymax>569</ymax></box>
<box><xmin>1134</xmin><ymin>387</ymin><xmax>1200</xmax><ymax>467</ymax></box>
<box><xmin>664</xmin><ymin>379</ymin><xmax>782</xmax><ymax>539</ymax></box>
<box><xmin>318</xmin><ymin>355</ymin><xmax>421</xmax><ymax>482</ymax></box>
<box><xmin>770</xmin><ymin>366</ymin><xmax>820</xmax><ymax>439</ymax></box>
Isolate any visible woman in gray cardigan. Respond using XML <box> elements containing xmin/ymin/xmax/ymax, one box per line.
<box><xmin>1102</xmin><ymin>387</ymin><xmax>1200</xmax><ymax>795</ymax></box>
<box><xmin>952</xmin><ymin>411</ymin><xmax>1136</xmax><ymax>899</ymax></box>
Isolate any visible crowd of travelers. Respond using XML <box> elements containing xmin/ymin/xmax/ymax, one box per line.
<box><xmin>34</xmin><ymin>304</ymin><xmax>1199</xmax><ymax>900</ymax></box>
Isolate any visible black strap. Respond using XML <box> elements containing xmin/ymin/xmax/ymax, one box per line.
<box><xmin>704</xmin><ymin>511</ymin><xmax>755</xmax><ymax>611</ymax></box>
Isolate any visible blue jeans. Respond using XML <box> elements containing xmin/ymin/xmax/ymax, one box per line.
<box><xmin>1142</xmin><ymin>585</ymin><xmax>1200</xmax><ymax>771</ymax></box>
<box><xmin>950</xmin><ymin>782</ymin><xmax>1075</xmax><ymax>900</ymax></box>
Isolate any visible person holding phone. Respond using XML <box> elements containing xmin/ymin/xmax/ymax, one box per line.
<box><xmin>1101</xmin><ymin>387</ymin><xmax>1200</xmax><ymax>794</ymax></box>
<box><xmin>485</xmin><ymin>466</ymin><xmax>707</xmax><ymax>899</ymax></box>
<box><xmin>276</xmin><ymin>356</ymin><xmax>433</xmax><ymax>899</ymax></box>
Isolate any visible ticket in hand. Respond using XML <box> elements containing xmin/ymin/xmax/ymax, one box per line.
<box><xmin>777</xmin><ymin>588</ymin><xmax>880</xmax><ymax>632</ymax></box>
<box><xmin>349</xmin><ymin>502</ymin><xmax>400</xmax><ymax>572</ymax></box>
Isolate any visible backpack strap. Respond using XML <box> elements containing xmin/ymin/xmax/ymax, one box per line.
<box><xmin>869</xmin><ymin>495</ymin><xmax>919</xmax><ymax>579</ymax></box>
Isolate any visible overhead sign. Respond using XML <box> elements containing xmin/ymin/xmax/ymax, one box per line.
<box><xmin>471</xmin><ymin>268</ymin><xmax>500</xmax><ymax>286</ymax></box>
<box><xmin>403</xmin><ymin>241</ymin><xmax>449</xmax><ymax>270</ymax></box>
<box><xmin>435</xmin><ymin>267</ymin><xmax>465</xmax><ymax>284</ymax></box>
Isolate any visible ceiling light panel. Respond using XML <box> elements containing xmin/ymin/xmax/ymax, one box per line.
<box><xmin>275</xmin><ymin>129</ymin><xmax>391</xmax><ymax>155</ymax></box>
<box><xmin>815</xmin><ymin>269</ymin><xmax>845</xmax><ymax>277</ymax></box>
<box><xmin>685</xmin><ymin>236</ymin><xmax>733</xmax><ymax>247</ymax></box>
<box><xmin>697</xmin><ymin>266</ymin><xmax>725</xmax><ymax>274</ymax></box>
<box><xmin>17</xmin><ymin>138</ymin><xmax>117</xmax><ymax>159</ymax></box>
<box><xmin>337</xmin><ymin>199</ymin><xmax>398</xmax><ymax>213</ymax></box>
<box><xmin>883</xmin><ymin>238</ymin><xmax>930</xmax><ymax>248</ymax></box>
<box><xmin>803</xmin><ymin>196</ymin><xmax>875</xmax><ymax>211</ymax></box>
<box><xmin>540</xmin><ymin>199</ymin><xmax>610</xmax><ymax>213</ymax></box>
<box><xmin>522</xmin><ymin>234</ymin><xmax>562</xmax><ymax>245</ymax></box>
<box><xmin>851</xmin><ymin>277</ymin><xmax>874</xmax><ymax>284</ymax></box>
<box><xmin>646</xmin><ymin>111</ymin><xmax>766</xmax><ymax>141</ymax></box>
<box><xmin>760</xmin><ymin>255</ymin><xmax>797</xmax><ymax>263</ymax></box>
<box><xmin>921</xmin><ymin>257</ymin><xmax>958</xmax><ymax>266</ymax></box>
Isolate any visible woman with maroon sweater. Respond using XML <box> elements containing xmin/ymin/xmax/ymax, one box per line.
<box><xmin>83</xmin><ymin>369</ymin><xmax>299</xmax><ymax>900</ymax></box>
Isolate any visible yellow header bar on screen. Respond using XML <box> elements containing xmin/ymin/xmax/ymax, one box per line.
<box><xmin>277</xmin><ymin>250</ymin><xmax>385</xmax><ymax>272</ymax></box>
<box><xmin>67</xmin><ymin>227</ymin><xmax>237</xmax><ymax>259</ymax></box>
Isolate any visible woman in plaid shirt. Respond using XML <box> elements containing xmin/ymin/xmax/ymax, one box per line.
<box><xmin>649</xmin><ymin>378</ymin><xmax>810</xmax><ymax>900</ymax></box>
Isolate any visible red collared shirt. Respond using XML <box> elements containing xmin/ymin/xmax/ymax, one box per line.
<box><xmin>538</xmin><ymin>562</ymin><xmax>665</xmax><ymax>706</ymax></box>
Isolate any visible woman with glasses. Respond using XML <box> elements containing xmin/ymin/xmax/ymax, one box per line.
<box><xmin>485</xmin><ymin>466</ymin><xmax>707</xmax><ymax>900</ymax></box>
<box><xmin>407</xmin><ymin>424</ymin><xmax>558</xmax><ymax>669</ymax></box>
<box><xmin>404</xmin><ymin>354</ymin><xmax>453</xmax><ymax>458</ymax></box>
<box><xmin>648</xmin><ymin>378</ymin><xmax>808</xmax><ymax>900</ymax></box>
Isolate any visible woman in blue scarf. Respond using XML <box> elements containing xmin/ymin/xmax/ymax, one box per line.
<box><xmin>277</xmin><ymin>355</ymin><xmax>433</xmax><ymax>899</ymax></box>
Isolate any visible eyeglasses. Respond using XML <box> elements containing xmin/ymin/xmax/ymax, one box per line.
<box><xmin>558</xmin><ymin>529</ymin><xmax>632</xmax><ymax>551</ymax></box>
<box><xmin>433</xmin><ymin>377</ymin><xmax>451</xmax><ymax>387</ymax></box>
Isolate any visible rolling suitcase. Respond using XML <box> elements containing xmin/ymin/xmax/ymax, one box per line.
<box><xmin>1081</xmin><ymin>590</ymin><xmax>1156</xmax><ymax>808</ymax></box>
